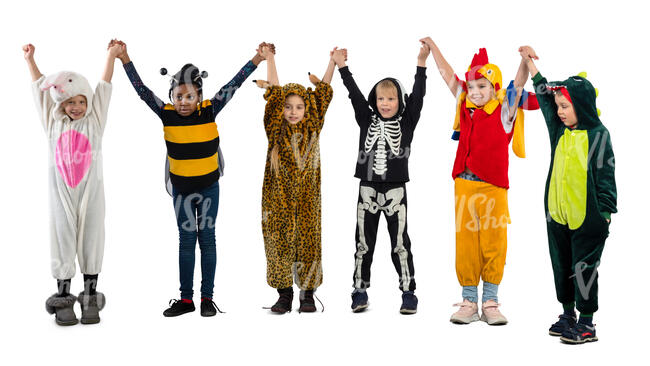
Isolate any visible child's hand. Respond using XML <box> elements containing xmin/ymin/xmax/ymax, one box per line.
<box><xmin>331</xmin><ymin>47</ymin><xmax>347</xmax><ymax>67</ymax></box>
<box><xmin>23</xmin><ymin>44</ymin><xmax>35</xmax><ymax>60</ymax></box>
<box><xmin>109</xmin><ymin>40</ymin><xmax>129</xmax><ymax>63</ymax></box>
<box><xmin>419</xmin><ymin>36</ymin><xmax>435</xmax><ymax>47</ymax></box>
<box><xmin>260</xmin><ymin>43</ymin><xmax>275</xmax><ymax>59</ymax></box>
<box><xmin>418</xmin><ymin>41</ymin><xmax>430</xmax><ymax>61</ymax></box>
<box><xmin>107</xmin><ymin>39</ymin><xmax>123</xmax><ymax>59</ymax></box>
<box><xmin>519</xmin><ymin>46</ymin><xmax>539</xmax><ymax>61</ymax></box>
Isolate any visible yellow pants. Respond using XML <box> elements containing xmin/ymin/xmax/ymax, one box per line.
<box><xmin>454</xmin><ymin>178</ymin><xmax>510</xmax><ymax>286</ymax></box>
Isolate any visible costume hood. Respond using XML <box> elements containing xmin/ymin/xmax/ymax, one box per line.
<box><xmin>40</xmin><ymin>71</ymin><xmax>94</xmax><ymax>120</ymax></box>
<box><xmin>367</xmin><ymin>77</ymin><xmax>407</xmax><ymax>121</ymax></box>
<box><xmin>546</xmin><ymin>72</ymin><xmax>601</xmax><ymax>130</ymax></box>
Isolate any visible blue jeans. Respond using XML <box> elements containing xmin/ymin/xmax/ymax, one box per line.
<box><xmin>172</xmin><ymin>181</ymin><xmax>220</xmax><ymax>300</ymax></box>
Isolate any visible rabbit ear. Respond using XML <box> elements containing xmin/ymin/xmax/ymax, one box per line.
<box><xmin>40</xmin><ymin>72</ymin><xmax>64</xmax><ymax>91</ymax></box>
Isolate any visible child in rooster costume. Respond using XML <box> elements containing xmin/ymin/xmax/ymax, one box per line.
<box><xmin>421</xmin><ymin>37</ymin><xmax>538</xmax><ymax>325</ymax></box>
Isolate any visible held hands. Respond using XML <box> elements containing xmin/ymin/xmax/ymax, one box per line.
<box><xmin>22</xmin><ymin>44</ymin><xmax>35</xmax><ymax>60</ymax></box>
<box><xmin>258</xmin><ymin>42</ymin><xmax>276</xmax><ymax>60</ymax></box>
<box><xmin>331</xmin><ymin>47</ymin><xmax>347</xmax><ymax>67</ymax></box>
<box><xmin>419</xmin><ymin>37</ymin><xmax>435</xmax><ymax>48</ymax></box>
<box><xmin>107</xmin><ymin>39</ymin><xmax>129</xmax><ymax>63</ymax></box>
<box><xmin>519</xmin><ymin>45</ymin><xmax>539</xmax><ymax>61</ymax></box>
<box><xmin>418</xmin><ymin>41</ymin><xmax>431</xmax><ymax>62</ymax></box>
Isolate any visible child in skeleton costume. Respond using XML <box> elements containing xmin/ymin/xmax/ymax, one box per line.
<box><xmin>521</xmin><ymin>46</ymin><xmax>616</xmax><ymax>344</ymax></box>
<box><xmin>422</xmin><ymin>38</ymin><xmax>538</xmax><ymax>325</ymax></box>
<box><xmin>24</xmin><ymin>42</ymin><xmax>121</xmax><ymax>326</ymax></box>
<box><xmin>332</xmin><ymin>43</ymin><xmax>429</xmax><ymax>314</ymax></box>
<box><xmin>116</xmin><ymin>40</ymin><xmax>265</xmax><ymax>317</ymax></box>
<box><xmin>257</xmin><ymin>45</ymin><xmax>334</xmax><ymax>314</ymax></box>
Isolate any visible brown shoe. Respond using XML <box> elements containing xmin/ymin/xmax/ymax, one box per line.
<box><xmin>270</xmin><ymin>288</ymin><xmax>293</xmax><ymax>314</ymax></box>
<box><xmin>298</xmin><ymin>290</ymin><xmax>316</xmax><ymax>313</ymax></box>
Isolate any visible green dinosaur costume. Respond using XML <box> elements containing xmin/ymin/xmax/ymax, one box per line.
<box><xmin>532</xmin><ymin>72</ymin><xmax>617</xmax><ymax>314</ymax></box>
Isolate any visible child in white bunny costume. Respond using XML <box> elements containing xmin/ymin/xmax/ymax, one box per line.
<box><xmin>23</xmin><ymin>42</ymin><xmax>122</xmax><ymax>326</ymax></box>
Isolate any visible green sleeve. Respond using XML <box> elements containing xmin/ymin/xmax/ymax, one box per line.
<box><xmin>532</xmin><ymin>73</ymin><xmax>561</xmax><ymax>132</ymax></box>
<box><xmin>595</xmin><ymin>129</ymin><xmax>617</xmax><ymax>215</ymax></box>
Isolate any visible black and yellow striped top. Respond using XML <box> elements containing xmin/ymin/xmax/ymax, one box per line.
<box><xmin>161</xmin><ymin>100</ymin><xmax>221</xmax><ymax>192</ymax></box>
<box><xmin>124</xmin><ymin>60</ymin><xmax>257</xmax><ymax>192</ymax></box>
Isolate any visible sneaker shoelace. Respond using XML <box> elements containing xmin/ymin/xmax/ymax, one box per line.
<box><xmin>203</xmin><ymin>299</ymin><xmax>225</xmax><ymax>314</ymax></box>
<box><xmin>168</xmin><ymin>299</ymin><xmax>187</xmax><ymax>308</ymax></box>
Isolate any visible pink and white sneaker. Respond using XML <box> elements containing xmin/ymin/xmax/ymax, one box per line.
<box><xmin>450</xmin><ymin>299</ymin><xmax>479</xmax><ymax>324</ymax></box>
<box><xmin>480</xmin><ymin>300</ymin><xmax>508</xmax><ymax>325</ymax></box>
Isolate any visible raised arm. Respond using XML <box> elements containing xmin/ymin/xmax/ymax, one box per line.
<box><xmin>25</xmin><ymin>43</ymin><xmax>55</xmax><ymax>130</ymax></box>
<box><xmin>113</xmin><ymin>40</ymin><xmax>165</xmax><ymax>117</ymax></box>
<box><xmin>519</xmin><ymin>46</ymin><xmax>540</xmax><ymax>78</ymax></box>
<box><xmin>209</xmin><ymin>43</ymin><xmax>264</xmax><ymax>116</ymax></box>
<box><xmin>405</xmin><ymin>42</ymin><xmax>429</xmax><ymax>126</ymax></box>
<box><xmin>262</xmin><ymin>45</ymin><xmax>280</xmax><ymax>86</ymax></box>
<box><xmin>101</xmin><ymin>40</ymin><xmax>122</xmax><ymax>83</ymax></box>
<box><xmin>420</xmin><ymin>37</ymin><xmax>459</xmax><ymax>97</ymax></box>
<box><xmin>23</xmin><ymin>44</ymin><xmax>43</xmax><ymax>81</ymax></box>
<box><xmin>507</xmin><ymin>57</ymin><xmax>529</xmax><ymax>118</ymax></box>
<box><xmin>320</xmin><ymin>47</ymin><xmax>340</xmax><ymax>84</ymax></box>
<box><xmin>519</xmin><ymin>46</ymin><xmax>562</xmax><ymax>137</ymax></box>
<box><xmin>333</xmin><ymin>49</ymin><xmax>370</xmax><ymax>126</ymax></box>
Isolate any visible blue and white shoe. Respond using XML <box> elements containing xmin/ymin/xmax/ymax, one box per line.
<box><xmin>400</xmin><ymin>291</ymin><xmax>418</xmax><ymax>315</ymax></box>
<box><xmin>560</xmin><ymin>323</ymin><xmax>598</xmax><ymax>344</ymax></box>
<box><xmin>351</xmin><ymin>290</ymin><xmax>368</xmax><ymax>313</ymax></box>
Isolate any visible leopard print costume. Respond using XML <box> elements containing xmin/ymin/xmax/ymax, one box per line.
<box><xmin>262</xmin><ymin>81</ymin><xmax>333</xmax><ymax>290</ymax></box>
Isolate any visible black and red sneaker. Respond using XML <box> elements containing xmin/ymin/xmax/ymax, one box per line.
<box><xmin>200</xmin><ymin>297</ymin><xmax>224</xmax><ymax>317</ymax></box>
<box><xmin>560</xmin><ymin>323</ymin><xmax>598</xmax><ymax>344</ymax></box>
<box><xmin>163</xmin><ymin>299</ymin><xmax>195</xmax><ymax>317</ymax></box>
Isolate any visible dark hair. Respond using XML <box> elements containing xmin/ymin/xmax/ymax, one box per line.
<box><xmin>161</xmin><ymin>63</ymin><xmax>208</xmax><ymax>101</ymax></box>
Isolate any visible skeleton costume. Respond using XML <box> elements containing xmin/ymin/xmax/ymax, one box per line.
<box><xmin>338</xmin><ymin>66</ymin><xmax>426</xmax><ymax>292</ymax></box>
<box><xmin>261</xmin><ymin>82</ymin><xmax>333</xmax><ymax>290</ymax></box>
<box><xmin>32</xmin><ymin>72</ymin><xmax>111</xmax><ymax>281</ymax></box>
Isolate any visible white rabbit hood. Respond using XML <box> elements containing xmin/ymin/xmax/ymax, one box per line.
<box><xmin>40</xmin><ymin>71</ymin><xmax>94</xmax><ymax>119</ymax></box>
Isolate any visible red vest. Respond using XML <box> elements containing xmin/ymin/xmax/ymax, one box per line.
<box><xmin>452</xmin><ymin>103</ymin><xmax>513</xmax><ymax>189</ymax></box>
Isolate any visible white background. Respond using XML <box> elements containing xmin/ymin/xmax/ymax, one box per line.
<box><xmin>1</xmin><ymin>0</ymin><xmax>647</xmax><ymax>364</ymax></box>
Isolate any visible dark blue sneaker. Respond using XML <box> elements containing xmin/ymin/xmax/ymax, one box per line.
<box><xmin>400</xmin><ymin>291</ymin><xmax>418</xmax><ymax>315</ymax></box>
<box><xmin>351</xmin><ymin>291</ymin><xmax>368</xmax><ymax>313</ymax></box>
<box><xmin>560</xmin><ymin>323</ymin><xmax>598</xmax><ymax>344</ymax></box>
<box><xmin>549</xmin><ymin>314</ymin><xmax>577</xmax><ymax>336</ymax></box>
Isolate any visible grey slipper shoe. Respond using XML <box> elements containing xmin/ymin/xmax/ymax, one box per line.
<box><xmin>77</xmin><ymin>292</ymin><xmax>106</xmax><ymax>324</ymax></box>
<box><xmin>45</xmin><ymin>294</ymin><xmax>78</xmax><ymax>326</ymax></box>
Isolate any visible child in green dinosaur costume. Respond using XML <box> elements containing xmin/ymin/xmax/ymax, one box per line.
<box><xmin>520</xmin><ymin>46</ymin><xmax>617</xmax><ymax>345</ymax></box>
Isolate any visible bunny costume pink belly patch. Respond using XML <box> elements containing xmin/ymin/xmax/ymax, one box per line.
<box><xmin>55</xmin><ymin>130</ymin><xmax>92</xmax><ymax>188</ymax></box>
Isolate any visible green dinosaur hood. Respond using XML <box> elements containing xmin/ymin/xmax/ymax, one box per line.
<box><xmin>547</xmin><ymin>75</ymin><xmax>601</xmax><ymax>130</ymax></box>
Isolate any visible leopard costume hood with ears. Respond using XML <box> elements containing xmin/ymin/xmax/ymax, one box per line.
<box><xmin>40</xmin><ymin>71</ymin><xmax>94</xmax><ymax>120</ymax></box>
<box><xmin>279</xmin><ymin>83</ymin><xmax>318</xmax><ymax>126</ymax></box>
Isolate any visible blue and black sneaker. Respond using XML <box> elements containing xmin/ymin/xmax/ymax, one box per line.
<box><xmin>549</xmin><ymin>313</ymin><xmax>577</xmax><ymax>336</ymax></box>
<box><xmin>351</xmin><ymin>290</ymin><xmax>368</xmax><ymax>313</ymax></box>
<box><xmin>400</xmin><ymin>291</ymin><xmax>418</xmax><ymax>315</ymax></box>
<box><xmin>560</xmin><ymin>323</ymin><xmax>598</xmax><ymax>344</ymax></box>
